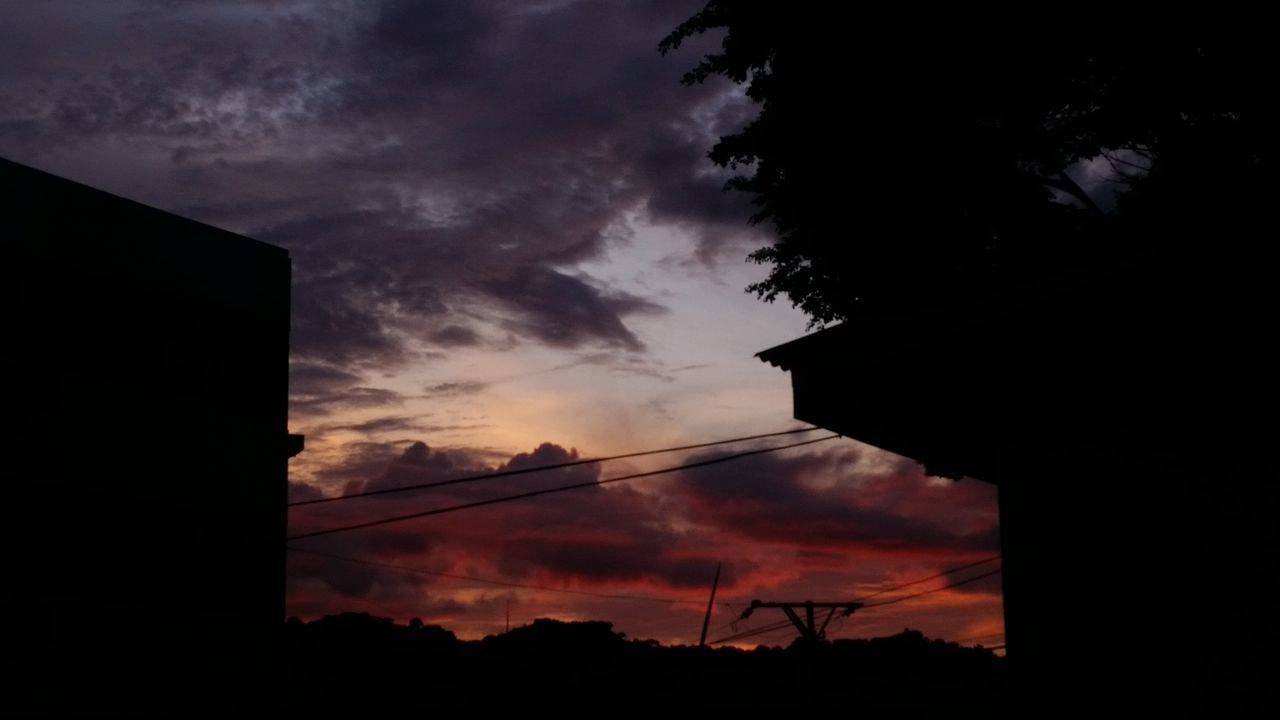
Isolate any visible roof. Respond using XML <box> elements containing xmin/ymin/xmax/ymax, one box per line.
<box><xmin>757</xmin><ymin>279</ymin><xmax>1053</xmax><ymax>374</ymax></box>
<box><xmin>3</xmin><ymin>156</ymin><xmax>289</xmax><ymax>314</ymax></box>
<box><xmin>753</xmin><ymin>258</ymin><xmax>1204</xmax><ymax>484</ymax></box>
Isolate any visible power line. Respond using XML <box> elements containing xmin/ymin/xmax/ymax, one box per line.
<box><xmin>823</xmin><ymin>613</ymin><xmax>853</xmax><ymax>639</ymax></box>
<box><xmin>706</xmin><ymin>620</ymin><xmax>752</xmax><ymax>640</ymax></box>
<box><xmin>288</xmin><ymin>546</ymin><xmax>733</xmax><ymax>607</ymax></box>
<box><xmin>952</xmin><ymin>631</ymin><xmax>1006</xmax><ymax>645</ymax></box>
<box><xmin>289</xmin><ymin>427</ymin><xmax>824</xmax><ymax>507</ymax></box>
<box><xmin>852</xmin><ymin>555</ymin><xmax>1002</xmax><ymax>603</ymax></box>
<box><xmin>709</xmin><ymin>619</ymin><xmax>796</xmax><ymax>646</ymax></box>
<box><xmin>708</xmin><ymin>558</ymin><xmax>1002</xmax><ymax>641</ymax></box>
<box><xmin>709</xmin><ymin>566</ymin><xmax>1004</xmax><ymax>645</ymax></box>
<box><xmin>709</xmin><ymin>615</ymin><xmax>743</xmax><ymax>635</ymax></box>
<box><xmin>861</xmin><ymin>567</ymin><xmax>1003</xmax><ymax>608</ymax></box>
<box><xmin>287</xmin><ymin>434</ymin><xmax>841</xmax><ymax>541</ymax></box>
<box><xmin>757</xmin><ymin>624</ymin><xmax>804</xmax><ymax>640</ymax></box>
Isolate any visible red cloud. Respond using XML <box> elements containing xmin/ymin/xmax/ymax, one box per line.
<box><xmin>287</xmin><ymin>438</ymin><xmax>1002</xmax><ymax>646</ymax></box>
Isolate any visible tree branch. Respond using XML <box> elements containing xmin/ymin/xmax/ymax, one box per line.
<box><xmin>1039</xmin><ymin>171</ymin><xmax>1106</xmax><ymax>216</ymax></box>
<box><xmin>1128</xmin><ymin>145</ymin><xmax>1157</xmax><ymax>162</ymax></box>
<box><xmin>1103</xmin><ymin>151</ymin><xmax>1152</xmax><ymax>172</ymax></box>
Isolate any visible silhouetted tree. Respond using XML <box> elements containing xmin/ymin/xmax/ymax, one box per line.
<box><xmin>282</xmin><ymin>616</ymin><xmax>1003</xmax><ymax>710</ymax></box>
<box><xmin>660</xmin><ymin>9</ymin><xmax>1271</xmax><ymax>324</ymax></box>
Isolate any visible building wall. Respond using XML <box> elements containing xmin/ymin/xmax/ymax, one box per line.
<box><xmin>764</xmin><ymin>257</ymin><xmax>1277</xmax><ymax>713</ymax></box>
<box><xmin>2</xmin><ymin>158</ymin><xmax>291</xmax><ymax>711</ymax></box>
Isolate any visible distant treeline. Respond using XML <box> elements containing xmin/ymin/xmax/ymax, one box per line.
<box><xmin>283</xmin><ymin>613</ymin><xmax>1005</xmax><ymax>710</ymax></box>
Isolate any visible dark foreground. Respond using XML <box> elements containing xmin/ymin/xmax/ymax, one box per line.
<box><xmin>283</xmin><ymin>613</ymin><xmax>1005</xmax><ymax>711</ymax></box>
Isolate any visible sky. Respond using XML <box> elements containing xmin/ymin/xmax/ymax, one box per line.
<box><xmin>0</xmin><ymin>0</ymin><xmax>1002</xmax><ymax>647</ymax></box>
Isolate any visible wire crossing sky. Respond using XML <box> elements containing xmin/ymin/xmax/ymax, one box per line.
<box><xmin>288</xmin><ymin>435</ymin><xmax>840</xmax><ymax>540</ymax></box>
<box><xmin>710</xmin><ymin>567</ymin><xmax>1004</xmax><ymax>646</ymax></box>
<box><xmin>287</xmin><ymin>546</ymin><xmax>734</xmax><ymax>607</ymax></box>
<box><xmin>289</xmin><ymin>427</ymin><xmax>822</xmax><ymax>507</ymax></box>
<box><xmin>291</xmin><ymin>545</ymin><xmax>1002</xmax><ymax>649</ymax></box>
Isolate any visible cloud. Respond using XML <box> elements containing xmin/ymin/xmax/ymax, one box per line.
<box><xmin>306</xmin><ymin>439</ymin><xmax>419</xmax><ymax>491</ymax></box>
<box><xmin>288</xmin><ymin>438</ymin><xmax>998</xmax><ymax>618</ymax></box>
<box><xmin>288</xmin><ymin>481</ymin><xmax>325</xmax><ymax>503</ymax></box>
<box><xmin>282</xmin><ymin>438</ymin><xmax>1003</xmax><ymax>645</ymax></box>
<box><xmin>429</xmin><ymin>325</ymin><xmax>481</xmax><ymax>347</ymax></box>
<box><xmin>0</xmin><ymin>0</ymin><xmax>743</xmax><ymax>369</ymax></box>
<box><xmin>499</xmin><ymin>441</ymin><xmax>587</xmax><ymax>474</ymax></box>
<box><xmin>673</xmin><ymin>446</ymin><xmax>1000</xmax><ymax>557</ymax></box>
<box><xmin>2</xmin><ymin>3</ymin><xmax>1005</xmax><ymax>644</ymax></box>
<box><xmin>289</xmin><ymin>362</ymin><xmax>362</xmax><ymax>396</ymax></box>
<box><xmin>483</xmin><ymin>268</ymin><xmax>666</xmax><ymax>352</ymax></box>
<box><xmin>333</xmin><ymin>416</ymin><xmax>432</xmax><ymax>435</ymax></box>
<box><xmin>422</xmin><ymin>381</ymin><xmax>489</xmax><ymax>398</ymax></box>
<box><xmin>343</xmin><ymin>440</ymin><xmax>495</xmax><ymax>498</ymax></box>
<box><xmin>498</xmin><ymin>536</ymin><xmax>726</xmax><ymax>589</ymax></box>
<box><xmin>545</xmin><ymin>351</ymin><xmax>694</xmax><ymax>383</ymax></box>
<box><xmin>291</xmin><ymin>386</ymin><xmax>404</xmax><ymax>418</ymax></box>
<box><xmin>289</xmin><ymin>438</ymin><xmax>700</xmax><ymax>595</ymax></box>
<box><xmin>289</xmin><ymin>272</ymin><xmax>416</xmax><ymax>369</ymax></box>
<box><xmin>366</xmin><ymin>0</ymin><xmax>500</xmax><ymax>85</ymax></box>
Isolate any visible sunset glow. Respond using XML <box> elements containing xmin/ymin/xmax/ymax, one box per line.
<box><xmin>0</xmin><ymin>0</ymin><xmax>1002</xmax><ymax>648</ymax></box>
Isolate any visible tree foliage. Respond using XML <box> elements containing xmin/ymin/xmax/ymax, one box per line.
<box><xmin>661</xmin><ymin>8</ymin><xmax>1270</xmax><ymax>324</ymax></box>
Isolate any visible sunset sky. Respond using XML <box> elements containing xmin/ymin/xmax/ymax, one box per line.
<box><xmin>0</xmin><ymin>0</ymin><xmax>1002</xmax><ymax>647</ymax></box>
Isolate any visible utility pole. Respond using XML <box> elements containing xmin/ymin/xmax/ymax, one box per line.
<box><xmin>739</xmin><ymin>600</ymin><xmax>863</xmax><ymax>643</ymax></box>
<box><xmin>505</xmin><ymin>599</ymin><xmax>510</xmax><ymax>633</ymax></box>
<box><xmin>698</xmin><ymin>562</ymin><xmax>722</xmax><ymax>647</ymax></box>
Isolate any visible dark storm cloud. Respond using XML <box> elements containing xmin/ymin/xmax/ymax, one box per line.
<box><xmin>0</xmin><ymin>0</ymin><xmax>753</xmax><ymax>369</ymax></box>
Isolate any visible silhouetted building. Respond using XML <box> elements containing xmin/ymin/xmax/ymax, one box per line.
<box><xmin>758</xmin><ymin>254</ymin><xmax>1275</xmax><ymax>712</ymax></box>
<box><xmin>2</xmin><ymin>157</ymin><xmax>297</xmax><ymax>712</ymax></box>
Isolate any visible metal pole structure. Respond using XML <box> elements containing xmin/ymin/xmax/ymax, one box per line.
<box><xmin>738</xmin><ymin>600</ymin><xmax>864</xmax><ymax>643</ymax></box>
<box><xmin>698</xmin><ymin>562</ymin><xmax>722</xmax><ymax>647</ymax></box>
